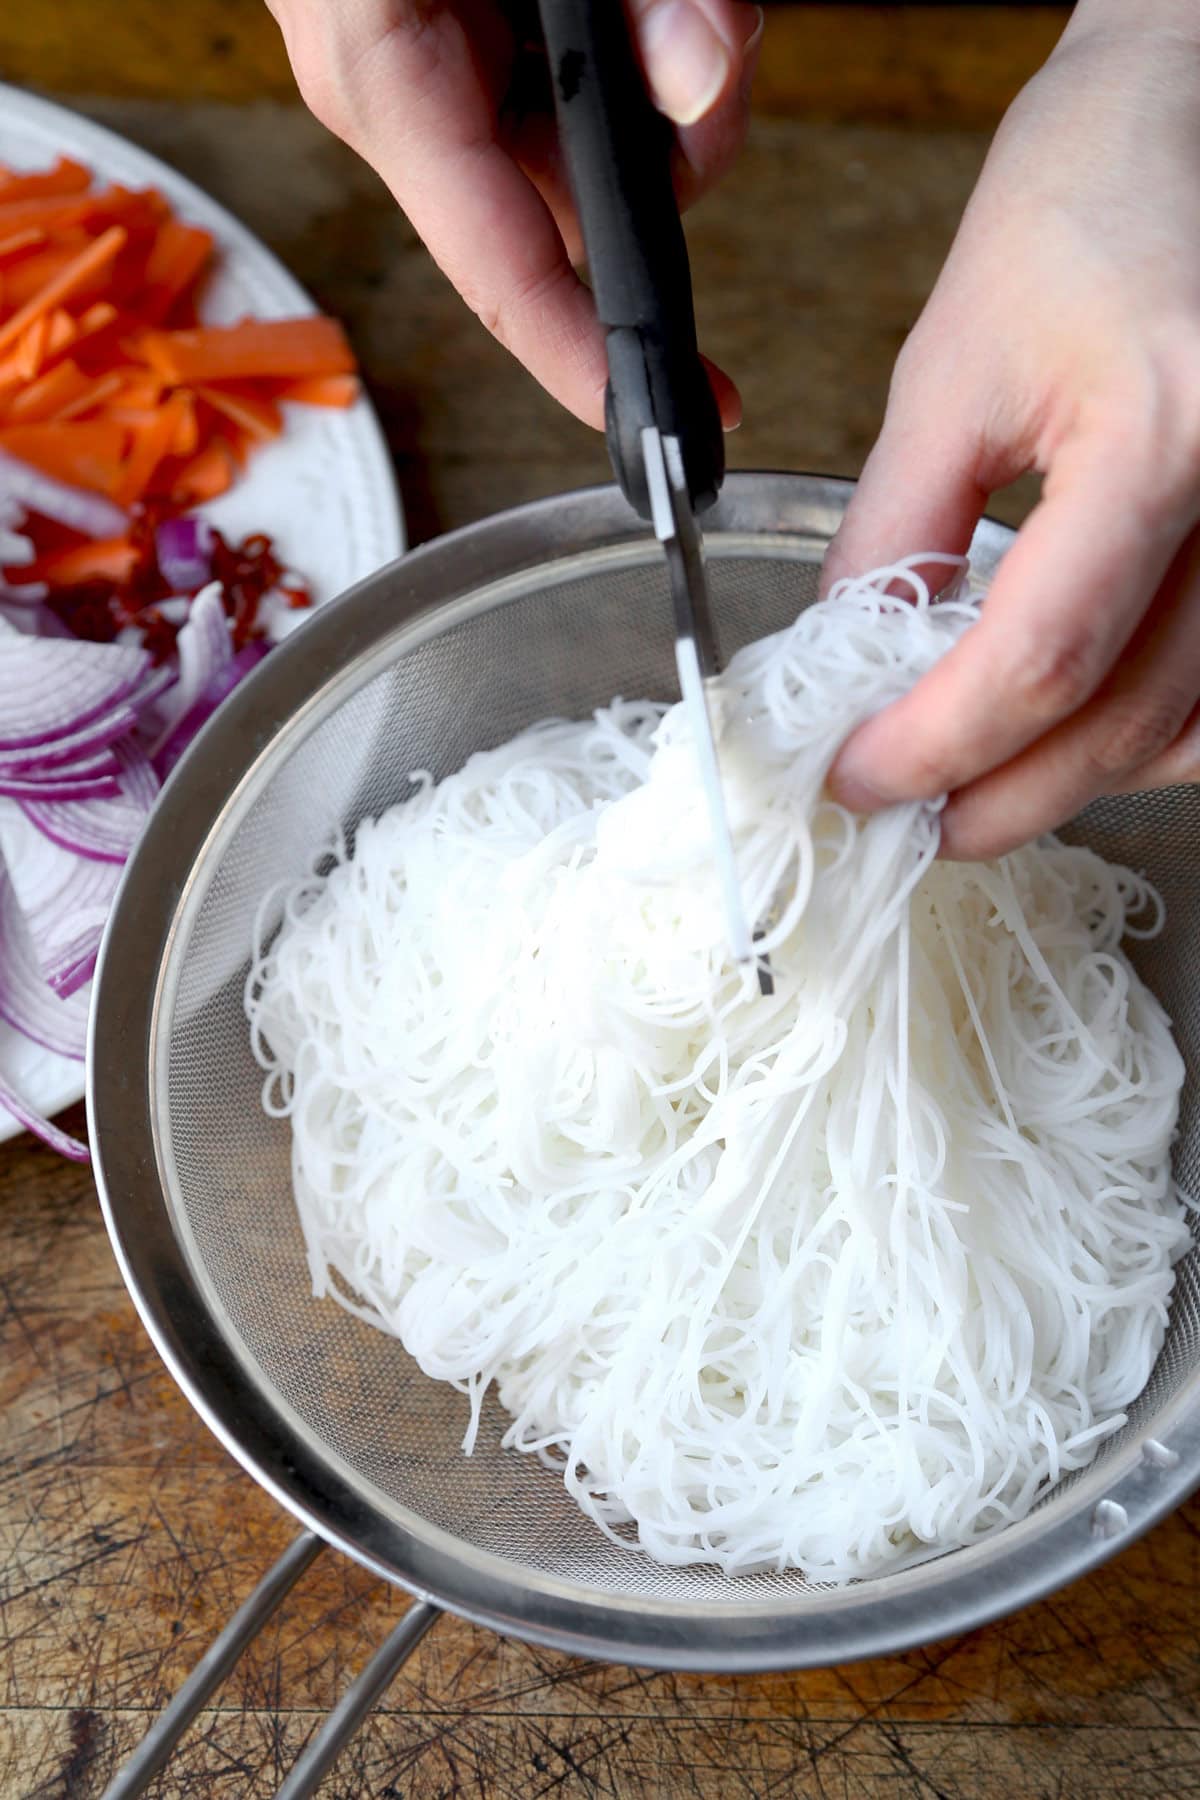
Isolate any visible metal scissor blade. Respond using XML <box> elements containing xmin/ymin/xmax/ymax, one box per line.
<box><xmin>641</xmin><ymin>427</ymin><xmax>754</xmax><ymax>971</ymax></box>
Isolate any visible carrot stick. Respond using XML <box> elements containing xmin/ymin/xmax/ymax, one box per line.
<box><xmin>5</xmin><ymin>357</ymin><xmax>92</xmax><ymax>423</ymax></box>
<box><xmin>197</xmin><ymin>383</ymin><xmax>282</xmax><ymax>441</ymax></box>
<box><xmin>112</xmin><ymin>391</ymin><xmax>188</xmax><ymax>505</ymax></box>
<box><xmin>23</xmin><ymin>536</ymin><xmax>140</xmax><ymax>587</ymax></box>
<box><xmin>140</xmin><ymin>316</ymin><xmax>355</xmax><ymax>384</ymax></box>
<box><xmin>272</xmin><ymin>372</ymin><xmax>359</xmax><ymax>407</ymax></box>
<box><xmin>169</xmin><ymin>439</ymin><xmax>233</xmax><ymax>503</ymax></box>
<box><xmin>14</xmin><ymin>316</ymin><xmax>49</xmax><ymax>381</ymax></box>
<box><xmin>0</xmin><ymin>158</ymin><xmax>91</xmax><ymax>203</ymax></box>
<box><xmin>0</xmin><ymin>420</ymin><xmax>128</xmax><ymax>495</ymax></box>
<box><xmin>0</xmin><ymin>224</ymin><xmax>126</xmax><ymax>356</ymax></box>
<box><xmin>0</xmin><ymin>228</ymin><xmax>46</xmax><ymax>267</ymax></box>
<box><xmin>53</xmin><ymin>368</ymin><xmax>127</xmax><ymax>421</ymax></box>
<box><xmin>138</xmin><ymin>220</ymin><xmax>213</xmax><ymax>324</ymax></box>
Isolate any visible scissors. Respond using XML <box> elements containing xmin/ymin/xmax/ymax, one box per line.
<box><xmin>537</xmin><ymin>0</ymin><xmax>767</xmax><ymax>990</ymax></box>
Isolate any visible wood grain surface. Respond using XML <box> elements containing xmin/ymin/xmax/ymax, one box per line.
<box><xmin>7</xmin><ymin>6</ymin><xmax>1200</xmax><ymax>1798</ymax></box>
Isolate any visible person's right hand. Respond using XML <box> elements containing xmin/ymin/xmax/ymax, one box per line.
<box><xmin>269</xmin><ymin>0</ymin><xmax>762</xmax><ymax>428</ymax></box>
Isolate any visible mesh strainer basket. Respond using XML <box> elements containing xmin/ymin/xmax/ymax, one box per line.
<box><xmin>90</xmin><ymin>474</ymin><xmax>1200</xmax><ymax>1796</ymax></box>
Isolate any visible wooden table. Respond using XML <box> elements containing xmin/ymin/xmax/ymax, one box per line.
<box><xmin>5</xmin><ymin>7</ymin><xmax>1200</xmax><ymax>1796</ymax></box>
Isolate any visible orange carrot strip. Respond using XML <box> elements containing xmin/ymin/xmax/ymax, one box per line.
<box><xmin>169</xmin><ymin>439</ymin><xmax>233</xmax><ymax>504</ymax></box>
<box><xmin>138</xmin><ymin>220</ymin><xmax>213</xmax><ymax>324</ymax></box>
<box><xmin>5</xmin><ymin>357</ymin><xmax>92</xmax><ymax>423</ymax></box>
<box><xmin>44</xmin><ymin>308</ymin><xmax>76</xmax><ymax>359</ymax></box>
<box><xmin>0</xmin><ymin>225</ymin><xmax>127</xmax><ymax>356</ymax></box>
<box><xmin>112</xmin><ymin>391</ymin><xmax>188</xmax><ymax>506</ymax></box>
<box><xmin>53</xmin><ymin>368</ymin><xmax>128</xmax><ymax>421</ymax></box>
<box><xmin>0</xmin><ymin>245</ymin><xmax>84</xmax><ymax>312</ymax></box>
<box><xmin>0</xmin><ymin>195</ymin><xmax>93</xmax><ymax>236</ymax></box>
<box><xmin>0</xmin><ymin>158</ymin><xmax>91</xmax><ymax>203</ymax></box>
<box><xmin>0</xmin><ymin>420</ymin><xmax>128</xmax><ymax>496</ymax></box>
<box><xmin>0</xmin><ymin>228</ymin><xmax>46</xmax><ymax>267</ymax></box>
<box><xmin>197</xmin><ymin>383</ymin><xmax>282</xmax><ymax>441</ymax></box>
<box><xmin>141</xmin><ymin>316</ymin><xmax>355</xmax><ymax>384</ymax></box>
<box><xmin>15</xmin><ymin>316</ymin><xmax>49</xmax><ymax>381</ymax></box>
<box><xmin>24</xmin><ymin>536</ymin><xmax>141</xmax><ymax>588</ymax></box>
<box><xmin>171</xmin><ymin>392</ymin><xmax>199</xmax><ymax>457</ymax></box>
<box><xmin>272</xmin><ymin>372</ymin><xmax>359</xmax><ymax>407</ymax></box>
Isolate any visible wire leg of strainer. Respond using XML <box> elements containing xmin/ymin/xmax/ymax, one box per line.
<box><xmin>101</xmin><ymin>1531</ymin><xmax>323</xmax><ymax>1799</ymax></box>
<box><xmin>275</xmin><ymin>1598</ymin><xmax>439</xmax><ymax>1799</ymax></box>
<box><xmin>101</xmin><ymin>1530</ymin><xmax>440</xmax><ymax>1799</ymax></box>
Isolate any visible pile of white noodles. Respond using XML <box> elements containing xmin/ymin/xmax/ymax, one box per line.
<box><xmin>246</xmin><ymin>556</ymin><xmax>1192</xmax><ymax>1581</ymax></box>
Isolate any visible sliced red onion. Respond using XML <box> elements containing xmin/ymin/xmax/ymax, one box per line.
<box><xmin>3</xmin><ymin>750</ymin><xmax>120</xmax><ymax>786</ymax></box>
<box><xmin>21</xmin><ymin>737</ymin><xmax>158</xmax><ymax>862</ymax></box>
<box><xmin>147</xmin><ymin>581</ymin><xmax>232</xmax><ymax>751</ymax></box>
<box><xmin>0</xmin><ymin>863</ymin><xmax>88</xmax><ymax>1058</ymax></box>
<box><xmin>155</xmin><ymin>514</ymin><xmax>215</xmax><ymax>593</ymax></box>
<box><xmin>0</xmin><ymin>720</ymin><xmax>129</xmax><ymax>776</ymax></box>
<box><xmin>0</xmin><ymin>802</ymin><xmax>120</xmax><ymax>996</ymax></box>
<box><xmin>154</xmin><ymin>641</ymin><xmax>269</xmax><ymax>779</ymax></box>
<box><xmin>1</xmin><ymin>771</ymin><xmax>121</xmax><ymax>802</ymax></box>
<box><xmin>0</xmin><ymin>637</ymin><xmax>151</xmax><ymax>750</ymax></box>
<box><xmin>0</xmin><ymin>1069</ymin><xmax>89</xmax><ymax>1162</ymax></box>
<box><xmin>0</xmin><ymin>450</ymin><xmax>126</xmax><ymax>540</ymax></box>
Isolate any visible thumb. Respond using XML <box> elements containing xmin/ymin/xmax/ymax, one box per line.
<box><xmin>631</xmin><ymin>0</ymin><xmax>762</xmax><ymax>127</ymax></box>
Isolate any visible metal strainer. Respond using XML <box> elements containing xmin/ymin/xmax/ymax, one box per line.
<box><xmin>91</xmin><ymin>473</ymin><xmax>1200</xmax><ymax>1796</ymax></box>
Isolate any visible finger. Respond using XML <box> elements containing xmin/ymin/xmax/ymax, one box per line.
<box><xmin>631</xmin><ymin>0</ymin><xmax>762</xmax><ymax>127</ymax></box>
<box><xmin>672</xmin><ymin>3</ymin><xmax>764</xmax><ymax>201</ymax></box>
<box><xmin>829</xmin><ymin>445</ymin><xmax>1195</xmax><ymax>814</ymax></box>
<box><xmin>819</xmin><ymin>357</ymin><xmax>990</xmax><ymax>600</ymax></box>
<box><xmin>939</xmin><ymin>531</ymin><xmax>1200</xmax><ymax>858</ymax></box>
<box><xmin>1105</xmin><ymin>698</ymin><xmax>1200</xmax><ymax>794</ymax></box>
<box><xmin>281</xmin><ymin>2</ymin><xmax>608</xmax><ymax>425</ymax></box>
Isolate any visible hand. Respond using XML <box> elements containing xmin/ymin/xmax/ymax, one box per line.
<box><xmin>268</xmin><ymin>0</ymin><xmax>762</xmax><ymax>428</ymax></box>
<box><xmin>824</xmin><ymin>1</ymin><xmax>1200</xmax><ymax>858</ymax></box>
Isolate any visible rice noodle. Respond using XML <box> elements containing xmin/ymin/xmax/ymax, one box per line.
<box><xmin>246</xmin><ymin>557</ymin><xmax>1192</xmax><ymax>1580</ymax></box>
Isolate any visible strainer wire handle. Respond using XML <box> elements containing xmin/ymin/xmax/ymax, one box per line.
<box><xmin>274</xmin><ymin>1599</ymin><xmax>441</xmax><ymax>1800</ymax></box>
<box><xmin>101</xmin><ymin>1530</ymin><xmax>325</xmax><ymax>1800</ymax></box>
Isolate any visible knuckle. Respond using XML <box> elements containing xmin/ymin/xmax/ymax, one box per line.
<box><xmin>471</xmin><ymin>261</ymin><xmax>575</xmax><ymax>353</ymax></box>
<box><xmin>1086</xmin><ymin>691</ymin><xmax>1192</xmax><ymax>781</ymax></box>
<box><xmin>1009</xmin><ymin>629</ymin><xmax>1101</xmax><ymax>720</ymax></box>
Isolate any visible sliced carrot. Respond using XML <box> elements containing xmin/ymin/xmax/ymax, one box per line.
<box><xmin>171</xmin><ymin>392</ymin><xmax>199</xmax><ymax>457</ymax></box>
<box><xmin>0</xmin><ymin>155</ymin><xmax>360</xmax><ymax>534</ymax></box>
<box><xmin>0</xmin><ymin>228</ymin><xmax>46</xmax><ymax>267</ymax></box>
<box><xmin>138</xmin><ymin>220</ymin><xmax>213</xmax><ymax>325</ymax></box>
<box><xmin>0</xmin><ymin>420</ymin><xmax>127</xmax><ymax>496</ymax></box>
<box><xmin>169</xmin><ymin>438</ymin><xmax>234</xmax><ymax>504</ymax></box>
<box><xmin>0</xmin><ymin>195</ymin><xmax>94</xmax><ymax>237</ymax></box>
<box><xmin>0</xmin><ymin>225</ymin><xmax>127</xmax><ymax>355</ymax></box>
<box><xmin>44</xmin><ymin>308</ymin><xmax>76</xmax><ymax>359</ymax></box>
<box><xmin>197</xmin><ymin>383</ymin><xmax>282</xmax><ymax>442</ymax></box>
<box><xmin>0</xmin><ymin>243</ymin><xmax>84</xmax><ymax>311</ymax></box>
<box><xmin>23</xmin><ymin>536</ymin><xmax>141</xmax><ymax>588</ymax></box>
<box><xmin>4</xmin><ymin>357</ymin><xmax>92</xmax><ymax>424</ymax></box>
<box><xmin>113</xmin><ymin>391</ymin><xmax>189</xmax><ymax>506</ymax></box>
<box><xmin>140</xmin><ymin>316</ymin><xmax>355</xmax><ymax>385</ymax></box>
<box><xmin>0</xmin><ymin>159</ymin><xmax>91</xmax><ymax>204</ymax></box>
<box><xmin>14</xmin><ymin>316</ymin><xmax>49</xmax><ymax>381</ymax></box>
<box><xmin>53</xmin><ymin>368</ymin><xmax>128</xmax><ymax>421</ymax></box>
<box><xmin>272</xmin><ymin>372</ymin><xmax>359</xmax><ymax>408</ymax></box>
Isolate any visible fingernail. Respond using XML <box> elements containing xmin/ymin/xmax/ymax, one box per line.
<box><xmin>741</xmin><ymin>4</ymin><xmax>765</xmax><ymax>53</ymax></box>
<box><xmin>739</xmin><ymin>6</ymin><xmax>764</xmax><ymax>103</ymax></box>
<box><xmin>641</xmin><ymin>1</ymin><xmax>733</xmax><ymax>127</ymax></box>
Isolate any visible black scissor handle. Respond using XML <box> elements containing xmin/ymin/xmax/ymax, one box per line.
<box><xmin>536</xmin><ymin>0</ymin><xmax>725</xmax><ymax>519</ymax></box>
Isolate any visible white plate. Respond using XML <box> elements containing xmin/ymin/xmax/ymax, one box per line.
<box><xmin>0</xmin><ymin>84</ymin><xmax>406</xmax><ymax>1146</ymax></box>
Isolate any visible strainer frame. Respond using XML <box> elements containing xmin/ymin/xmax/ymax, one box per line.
<box><xmin>89</xmin><ymin>473</ymin><xmax>1200</xmax><ymax>1672</ymax></box>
